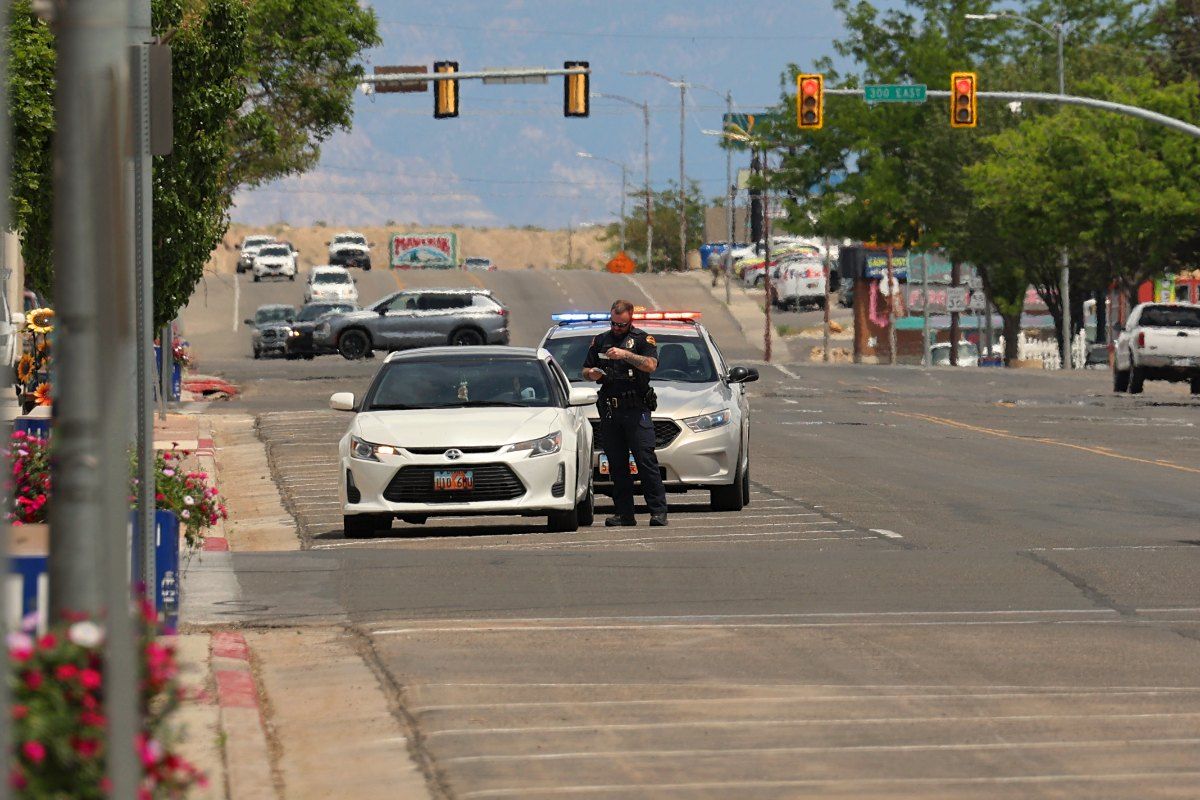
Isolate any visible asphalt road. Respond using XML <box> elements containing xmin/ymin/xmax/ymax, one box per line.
<box><xmin>183</xmin><ymin>265</ymin><xmax>1200</xmax><ymax>799</ymax></box>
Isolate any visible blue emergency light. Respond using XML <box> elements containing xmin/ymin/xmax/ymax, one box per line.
<box><xmin>551</xmin><ymin>310</ymin><xmax>702</xmax><ymax>324</ymax></box>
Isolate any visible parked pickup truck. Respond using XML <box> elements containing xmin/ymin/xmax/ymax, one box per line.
<box><xmin>1113</xmin><ymin>303</ymin><xmax>1200</xmax><ymax>395</ymax></box>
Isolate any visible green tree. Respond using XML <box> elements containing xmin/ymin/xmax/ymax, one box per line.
<box><xmin>228</xmin><ymin>0</ymin><xmax>380</xmax><ymax>191</ymax></box>
<box><xmin>604</xmin><ymin>182</ymin><xmax>707</xmax><ymax>272</ymax></box>
<box><xmin>6</xmin><ymin>1</ymin><xmax>55</xmax><ymax>299</ymax></box>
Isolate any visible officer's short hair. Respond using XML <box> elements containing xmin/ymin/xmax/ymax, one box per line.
<box><xmin>611</xmin><ymin>300</ymin><xmax>635</xmax><ymax>316</ymax></box>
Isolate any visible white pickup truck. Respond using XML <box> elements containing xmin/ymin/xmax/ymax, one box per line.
<box><xmin>1113</xmin><ymin>303</ymin><xmax>1200</xmax><ymax>395</ymax></box>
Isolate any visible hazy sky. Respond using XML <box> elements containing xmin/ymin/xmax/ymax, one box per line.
<box><xmin>232</xmin><ymin>0</ymin><xmax>848</xmax><ymax>229</ymax></box>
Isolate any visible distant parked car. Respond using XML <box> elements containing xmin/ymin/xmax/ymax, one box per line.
<box><xmin>285</xmin><ymin>301</ymin><xmax>359</xmax><ymax>359</ymax></box>
<box><xmin>237</xmin><ymin>234</ymin><xmax>276</xmax><ymax>273</ymax></box>
<box><xmin>313</xmin><ymin>288</ymin><xmax>510</xmax><ymax>360</ymax></box>
<box><xmin>930</xmin><ymin>340</ymin><xmax>979</xmax><ymax>367</ymax></box>
<box><xmin>304</xmin><ymin>266</ymin><xmax>359</xmax><ymax>304</ymax></box>
<box><xmin>1112</xmin><ymin>303</ymin><xmax>1200</xmax><ymax>394</ymax></box>
<box><xmin>463</xmin><ymin>256</ymin><xmax>496</xmax><ymax>272</ymax></box>
<box><xmin>245</xmin><ymin>304</ymin><xmax>297</xmax><ymax>359</ymax></box>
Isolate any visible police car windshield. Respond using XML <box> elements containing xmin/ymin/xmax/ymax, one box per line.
<box><xmin>365</xmin><ymin>358</ymin><xmax>557</xmax><ymax>410</ymax></box>
<box><xmin>547</xmin><ymin>332</ymin><xmax>718</xmax><ymax>384</ymax></box>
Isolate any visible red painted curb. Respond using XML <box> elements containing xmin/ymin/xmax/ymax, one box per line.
<box><xmin>213</xmin><ymin>632</ymin><xmax>249</xmax><ymax>661</ymax></box>
<box><xmin>215</xmin><ymin>670</ymin><xmax>257</xmax><ymax>709</ymax></box>
<box><xmin>203</xmin><ymin>537</ymin><xmax>230</xmax><ymax>552</ymax></box>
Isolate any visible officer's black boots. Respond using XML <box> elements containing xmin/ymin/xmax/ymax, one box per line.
<box><xmin>604</xmin><ymin>515</ymin><xmax>637</xmax><ymax>527</ymax></box>
<box><xmin>649</xmin><ymin>513</ymin><xmax>668</xmax><ymax>527</ymax></box>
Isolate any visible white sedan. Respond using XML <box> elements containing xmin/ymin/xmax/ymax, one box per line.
<box><xmin>332</xmin><ymin>347</ymin><xmax>596</xmax><ymax>537</ymax></box>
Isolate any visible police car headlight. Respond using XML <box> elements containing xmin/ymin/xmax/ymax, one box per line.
<box><xmin>350</xmin><ymin>435</ymin><xmax>397</xmax><ymax>461</ymax></box>
<box><xmin>506</xmin><ymin>431</ymin><xmax>562</xmax><ymax>458</ymax></box>
<box><xmin>683</xmin><ymin>409</ymin><xmax>731</xmax><ymax>432</ymax></box>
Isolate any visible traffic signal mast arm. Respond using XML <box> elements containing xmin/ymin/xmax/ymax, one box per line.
<box><xmin>818</xmin><ymin>88</ymin><xmax>1200</xmax><ymax>138</ymax></box>
<box><xmin>360</xmin><ymin>66</ymin><xmax>591</xmax><ymax>84</ymax></box>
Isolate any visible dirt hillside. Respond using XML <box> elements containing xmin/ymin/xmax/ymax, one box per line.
<box><xmin>210</xmin><ymin>223</ymin><xmax>612</xmax><ymax>274</ymax></box>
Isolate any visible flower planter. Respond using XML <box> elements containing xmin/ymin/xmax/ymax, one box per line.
<box><xmin>13</xmin><ymin>406</ymin><xmax>52</xmax><ymax>440</ymax></box>
<box><xmin>130</xmin><ymin>510</ymin><xmax>182</xmax><ymax>630</ymax></box>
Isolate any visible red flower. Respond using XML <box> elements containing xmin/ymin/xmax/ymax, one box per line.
<box><xmin>55</xmin><ymin>663</ymin><xmax>80</xmax><ymax>681</ymax></box>
<box><xmin>72</xmin><ymin>738</ymin><xmax>100</xmax><ymax>759</ymax></box>
<box><xmin>9</xmin><ymin>769</ymin><xmax>26</xmax><ymax>790</ymax></box>
<box><xmin>10</xmin><ymin>705</ymin><xmax>28</xmax><ymax>721</ymax></box>
<box><xmin>37</xmin><ymin>632</ymin><xmax>56</xmax><ymax>649</ymax></box>
<box><xmin>80</xmin><ymin>668</ymin><xmax>102</xmax><ymax>690</ymax></box>
<box><xmin>21</xmin><ymin>741</ymin><xmax>46</xmax><ymax>765</ymax></box>
<box><xmin>79</xmin><ymin>710</ymin><xmax>105</xmax><ymax>727</ymax></box>
<box><xmin>24</xmin><ymin>671</ymin><xmax>43</xmax><ymax>690</ymax></box>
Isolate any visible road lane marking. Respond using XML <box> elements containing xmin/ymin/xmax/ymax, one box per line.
<box><xmin>775</xmin><ymin>364</ymin><xmax>800</xmax><ymax>379</ymax></box>
<box><xmin>445</xmin><ymin>738</ymin><xmax>1200</xmax><ymax>767</ymax></box>
<box><xmin>232</xmin><ymin>272</ymin><xmax>240</xmax><ymax>332</ymax></box>
<box><xmin>871</xmin><ymin>528</ymin><xmax>903</xmax><ymax>539</ymax></box>
<box><xmin>416</xmin><ymin>691</ymin><xmax>1200</xmax><ymax>714</ymax></box>
<box><xmin>372</xmin><ymin>619</ymin><xmax>1167</xmax><ymax>635</ymax></box>
<box><xmin>308</xmin><ymin>532</ymin><xmax>864</xmax><ymax>551</ymax></box>
<box><xmin>893</xmin><ymin>411</ymin><xmax>1200</xmax><ymax>475</ymax></box>
<box><xmin>391</xmin><ymin>269</ymin><xmax>404</xmax><ymax>291</ymax></box>
<box><xmin>624</xmin><ymin>274</ymin><xmax>660</xmax><ymax>308</ymax></box>
<box><xmin>429</xmin><ymin>711</ymin><xmax>1200</xmax><ymax>738</ymax></box>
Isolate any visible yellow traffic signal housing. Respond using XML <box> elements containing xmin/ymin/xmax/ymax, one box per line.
<box><xmin>797</xmin><ymin>73</ymin><xmax>824</xmax><ymax>129</ymax></box>
<box><xmin>564</xmin><ymin>61</ymin><xmax>589</xmax><ymax>117</ymax></box>
<box><xmin>434</xmin><ymin>61</ymin><xmax>459</xmax><ymax>119</ymax></box>
<box><xmin>950</xmin><ymin>72</ymin><xmax>977</xmax><ymax>128</ymax></box>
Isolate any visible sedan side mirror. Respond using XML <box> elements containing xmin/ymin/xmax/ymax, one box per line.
<box><xmin>727</xmin><ymin>366</ymin><xmax>759</xmax><ymax>384</ymax></box>
<box><xmin>568</xmin><ymin>387</ymin><xmax>599</xmax><ymax>407</ymax></box>
<box><xmin>329</xmin><ymin>392</ymin><xmax>356</xmax><ymax>412</ymax></box>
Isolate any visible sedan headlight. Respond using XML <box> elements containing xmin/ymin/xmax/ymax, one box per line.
<box><xmin>505</xmin><ymin>431</ymin><xmax>562</xmax><ymax>458</ymax></box>
<box><xmin>683</xmin><ymin>409</ymin><xmax>731</xmax><ymax>432</ymax></box>
<box><xmin>288</xmin><ymin>329</ymin><xmax>302</xmax><ymax>338</ymax></box>
<box><xmin>349</xmin><ymin>435</ymin><xmax>397</xmax><ymax>461</ymax></box>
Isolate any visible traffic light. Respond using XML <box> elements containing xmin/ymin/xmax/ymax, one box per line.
<box><xmin>433</xmin><ymin>61</ymin><xmax>459</xmax><ymax>119</ymax></box>
<box><xmin>950</xmin><ymin>72</ymin><xmax>977</xmax><ymax>128</ymax></box>
<box><xmin>564</xmin><ymin>61</ymin><xmax>589</xmax><ymax>117</ymax></box>
<box><xmin>797</xmin><ymin>73</ymin><xmax>824</xmax><ymax>130</ymax></box>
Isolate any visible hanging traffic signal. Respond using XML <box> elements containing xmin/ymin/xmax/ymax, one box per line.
<box><xmin>433</xmin><ymin>61</ymin><xmax>459</xmax><ymax>118</ymax></box>
<box><xmin>950</xmin><ymin>72</ymin><xmax>977</xmax><ymax>128</ymax></box>
<box><xmin>564</xmin><ymin>61</ymin><xmax>589</xmax><ymax>117</ymax></box>
<box><xmin>797</xmin><ymin>74</ymin><xmax>824</xmax><ymax>129</ymax></box>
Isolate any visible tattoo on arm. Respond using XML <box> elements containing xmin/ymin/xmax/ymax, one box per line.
<box><xmin>626</xmin><ymin>353</ymin><xmax>658</xmax><ymax>373</ymax></box>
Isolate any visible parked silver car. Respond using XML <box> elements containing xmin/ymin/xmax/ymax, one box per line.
<box><xmin>313</xmin><ymin>288</ymin><xmax>510</xmax><ymax>360</ymax></box>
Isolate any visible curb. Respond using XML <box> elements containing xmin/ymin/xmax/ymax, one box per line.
<box><xmin>212</xmin><ymin>632</ymin><xmax>279</xmax><ymax>800</ymax></box>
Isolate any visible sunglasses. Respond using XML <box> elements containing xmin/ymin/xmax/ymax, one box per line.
<box><xmin>610</xmin><ymin>318</ymin><xmax>631</xmax><ymax>328</ymax></box>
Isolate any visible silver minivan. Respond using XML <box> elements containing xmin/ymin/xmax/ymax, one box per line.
<box><xmin>314</xmin><ymin>289</ymin><xmax>510</xmax><ymax>360</ymax></box>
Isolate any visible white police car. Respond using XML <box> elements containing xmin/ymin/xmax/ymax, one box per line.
<box><xmin>540</xmin><ymin>311</ymin><xmax>758</xmax><ymax>511</ymax></box>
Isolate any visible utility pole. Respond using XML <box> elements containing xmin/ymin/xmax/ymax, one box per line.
<box><xmin>723</xmin><ymin>91</ymin><xmax>733</xmax><ymax>304</ymax></box>
<box><xmin>595</xmin><ymin>93</ymin><xmax>652</xmax><ymax>272</ymax></box>
<box><xmin>618</xmin><ymin>163</ymin><xmax>627</xmax><ymax>253</ymax></box>
<box><xmin>677</xmin><ymin>81</ymin><xmax>687</xmax><ymax>272</ymax></box>
<box><xmin>761</xmin><ymin>149</ymin><xmax>773</xmax><ymax>363</ymax></box>
<box><xmin>0</xmin><ymin>4</ymin><xmax>11</xmax><ymax>794</ymax></box>
<box><xmin>52</xmin><ymin>0</ymin><xmax>140</xmax><ymax>796</ymax></box>
<box><xmin>886</xmin><ymin>246</ymin><xmax>896</xmax><ymax>365</ymax></box>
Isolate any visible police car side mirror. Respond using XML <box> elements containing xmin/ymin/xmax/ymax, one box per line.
<box><xmin>727</xmin><ymin>366</ymin><xmax>759</xmax><ymax>384</ymax></box>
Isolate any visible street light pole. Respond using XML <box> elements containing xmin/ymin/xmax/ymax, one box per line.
<box><xmin>627</xmin><ymin>72</ymin><xmax>689</xmax><ymax>271</ymax></box>
<box><xmin>596</xmin><ymin>93</ymin><xmax>653</xmax><ymax>272</ymax></box>
<box><xmin>576</xmin><ymin>151</ymin><xmax>630</xmax><ymax>254</ymax></box>
<box><xmin>694</xmin><ymin>83</ymin><xmax>736</xmax><ymax>304</ymax></box>
<box><xmin>967</xmin><ymin>10</ymin><xmax>1071</xmax><ymax>367</ymax></box>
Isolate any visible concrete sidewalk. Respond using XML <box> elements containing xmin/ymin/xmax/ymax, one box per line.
<box><xmin>682</xmin><ymin>271</ymin><xmax>795</xmax><ymax>361</ymax></box>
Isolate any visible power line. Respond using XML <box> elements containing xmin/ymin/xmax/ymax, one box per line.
<box><xmin>375</xmin><ymin>19</ymin><xmax>835</xmax><ymax>42</ymax></box>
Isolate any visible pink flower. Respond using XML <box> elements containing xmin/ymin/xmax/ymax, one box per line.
<box><xmin>162</xmin><ymin>468</ymin><xmax>175</xmax><ymax>477</ymax></box>
<box><xmin>6</xmin><ymin>632</ymin><xmax>33</xmax><ymax>661</ymax></box>
<box><xmin>73</xmin><ymin>738</ymin><xmax>100</xmax><ymax>759</ymax></box>
<box><xmin>37</xmin><ymin>632</ymin><xmax>56</xmax><ymax>649</ymax></box>
<box><xmin>21</xmin><ymin>741</ymin><xmax>46</xmax><ymax>765</ymax></box>
<box><xmin>11</xmin><ymin>705</ymin><xmax>28</xmax><ymax>720</ymax></box>
<box><xmin>80</xmin><ymin>668</ymin><xmax>102</xmax><ymax>690</ymax></box>
<box><xmin>138</xmin><ymin>736</ymin><xmax>164</xmax><ymax>767</ymax></box>
<box><xmin>180</xmin><ymin>509</ymin><xmax>191</xmax><ymax>520</ymax></box>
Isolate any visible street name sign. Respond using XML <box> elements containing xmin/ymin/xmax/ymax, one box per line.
<box><xmin>864</xmin><ymin>84</ymin><xmax>927</xmax><ymax>103</ymax></box>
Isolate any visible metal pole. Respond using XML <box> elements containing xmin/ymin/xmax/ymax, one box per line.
<box><xmin>1061</xmin><ymin>251</ymin><xmax>1072</xmax><ymax>369</ymax></box>
<box><xmin>619</xmin><ymin>164</ymin><xmax>627</xmax><ymax>253</ymax></box>
<box><xmin>761</xmin><ymin>149</ymin><xmax>772</xmax><ymax>363</ymax></box>
<box><xmin>921</xmin><ymin>253</ymin><xmax>931</xmax><ymax>366</ymax></box>
<box><xmin>886</xmin><ymin>246</ymin><xmax>896</xmax><ymax>365</ymax></box>
<box><xmin>0</xmin><ymin>4</ymin><xmax>11</xmax><ymax>795</ymax></box>
<box><xmin>129</xmin><ymin>5</ymin><xmax>156</xmax><ymax>604</ymax></box>
<box><xmin>1056</xmin><ymin>22</ymin><xmax>1066</xmax><ymax>96</ymax></box>
<box><xmin>822</xmin><ymin>238</ymin><xmax>832</xmax><ymax>363</ymax></box>
<box><xmin>724</xmin><ymin>91</ymin><xmax>733</xmax><ymax>305</ymax></box>
<box><xmin>678</xmin><ymin>83</ymin><xmax>686</xmax><ymax>272</ymax></box>
<box><xmin>643</xmin><ymin>103</ymin><xmax>652</xmax><ymax>273</ymax></box>
<box><xmin>950</xmin><ymin>261</ymin><xmax>961</xmax><ymax>366</ymax></box>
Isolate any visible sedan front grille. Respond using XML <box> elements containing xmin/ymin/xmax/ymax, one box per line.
<box><xmin>383</xmin><ymin>463</ymin><xmax>525</xmax><ymax>504</ymax></box>
<box><xmin>590</xmin><ymin>419</ymin><xmax>681</xmax><ymax>450</ymax></box>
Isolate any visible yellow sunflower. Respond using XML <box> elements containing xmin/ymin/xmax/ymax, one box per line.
<box><xmin>16</xmin><ymin>354</ymin><xmax>33</xmax><ymax>384</ymax></box>
<box><xmin>33</xmin><ymin>382</ymin><xmax>52</xmax><ymax>407</ymax></box>
<box><xmin>25</xmin><ymin>308</ymin><xmax>54</xmax><ymax>335</ymax></box>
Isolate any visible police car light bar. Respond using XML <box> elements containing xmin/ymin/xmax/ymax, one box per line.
<box><xmin>551</xmin><ymin>310</ymin><xmax>702</xmax><ymax>323</ymax></box>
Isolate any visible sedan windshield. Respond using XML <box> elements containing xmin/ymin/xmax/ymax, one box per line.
<box><xmin>297</xmin><ymin>303</ymin><xmax>355</xmax><ymax>322</ymax></box>
<box><xmin>334</xmin><ymin>235</ymin><xmax>365</xmax><ymax>246</ymax></box>
<box><xmin>255</xmin><ymin>307</ymin><xmax>293</xmax><ymax>324</ymax></box>
<box><xmin>258</xmin><ymin>246</ymin><xmax>290</xmax><ymax>257</ymax></box>
<box><xmin>314</xmin><ymin>272</ymin><xmax>352</xmax><ymax>284</ymax></box>
<box><xmin>366</xmin><ymin>358</ymin><xmax>557</xmax><ymax>410</ymax></box>
<box><xmin>545</xmin><ymin>333</ymin><xmax>718</xmax><ymax>383</ymax></box>
<box><xmin>1140</xmin><ymin>306</ymin><xmax>1200</xmax><ymax>328</ymax></box>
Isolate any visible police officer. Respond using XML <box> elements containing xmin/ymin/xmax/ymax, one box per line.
<box><xmin>582</xmin><ymin>300</ymin><xmax>669</xmax><ymax>527</ymax></box>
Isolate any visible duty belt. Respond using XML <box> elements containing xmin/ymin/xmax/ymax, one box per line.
<box><xmin>601</xmin><ymin>392</ymin><xmax>640</xmax><ymax>410</ymax></box>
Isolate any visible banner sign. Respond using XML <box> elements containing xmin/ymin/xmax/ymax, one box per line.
<box><xmin>391</xmin><ymin>233</ymin><xmax>459</xmax><ymax>269</ymax></box>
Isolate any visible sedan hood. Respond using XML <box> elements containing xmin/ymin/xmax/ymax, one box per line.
<box><xmin>255</xmin><ymin>256</ymin><xmax>292</xmax><ymax>266</ymax></box>
<box><xmin>332</xmin><ymin>244</ymin><xmax>369</xmax><ymax>254</ymax></box>
<box><xmin>354</xmin><ymin>407</ymin><xmax>561</xmax><ymax>448</ymax></box>
<box><xmin>584</xmin><ymin>381</ymin><xmax>732</xmax><ymax>420</ymax></box>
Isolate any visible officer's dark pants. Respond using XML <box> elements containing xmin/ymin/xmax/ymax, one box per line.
<box><xmin>601</xmin><ymin>408</ymin><xmax>668</xmax><ymax>519</ymax></box>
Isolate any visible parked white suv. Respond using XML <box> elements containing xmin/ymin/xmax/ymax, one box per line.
<box><xmin>251</xmin><ymin>243</ymin><xmax>298</xmax><ymax>282</ymax></box>
<box><xmin>236</xmin><ymin>234</ymin><xmax>276</xmax><ymax>273</ymax></box>
<box><xmin>327</xmin><ymin>231</ymin><xmax>372</xmax><ymax>270</ymax></box>
<box><xmin>304</xmin><ymin>266</ymin><xmax>359</xmax><ymax>304</ymax></box>
<box><xmin>1113</xmin><ymin>303</ymin><xmax>1200</xmax><ymax>395</ymax></box>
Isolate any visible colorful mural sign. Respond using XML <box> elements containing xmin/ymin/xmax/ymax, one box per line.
<box><xmin>390</xmin><ymin>233</ymin><xmax>459</xmax><ymax>269</ymax></box>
